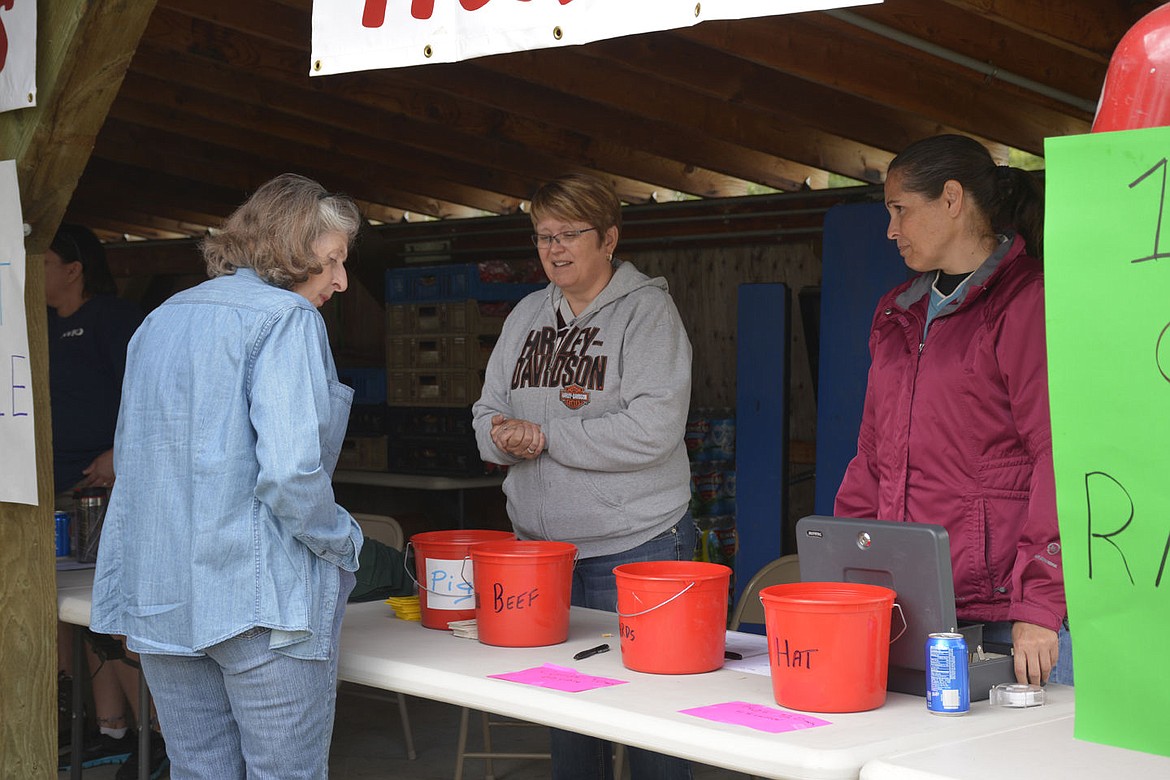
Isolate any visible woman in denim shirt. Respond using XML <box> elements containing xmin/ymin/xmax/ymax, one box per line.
<box><xmin>91</xmin><ymin>174</ymin><xmax>364</xmax><ymax>780</ymax></box>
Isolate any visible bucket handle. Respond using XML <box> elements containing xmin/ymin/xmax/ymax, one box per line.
<box><xmin>616</xmin><ymin>580</ymin><xmax>697</xmax><ymax>618</ymax></box>
<box><xmin>453</xmin><ymin>548</ymin><xmax>581</xmax><ymax>588</ymax></box>
<box><xmin>402</xmin><ymin>542</ymin><xmax>476</xmax><ymax>599</ymax></box>
<box><xmin>405</xmin><ymin>544</ymin><xmax>581</xmax><ymax>596</ymax></box>
<box><xmin>890</xmin><ymin>602</ymin><xmax>908</xmax><ymax>644</ymax></box>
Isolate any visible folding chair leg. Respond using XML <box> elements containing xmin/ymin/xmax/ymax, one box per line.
<box><xmin>614</xmin><ymin>742</ymin><xmax>626</xmax><ymax>779</ymax></box>
<box><xmin>455</xmin><ymin>706</ymin><xmax>471</xmax><ymax>780</ymax></box>
<box><xmin>481</xmin><ymin>710</ymin><xmax>496</xmax><ymax>780</ymax></box>
<box><xmin>396</xmin><ymin>693</ymin><xmax>416</xmax><ymax>760</ymax></box>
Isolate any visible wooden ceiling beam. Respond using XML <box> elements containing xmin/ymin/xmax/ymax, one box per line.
<box><xmin>91</xmin><ymin>119</ymin><xmax>486</xmax><ymax>220</ymax></box>
<box><xmin>76</xmin><ymin>157</ymin><xmax>244</xmax><ymax>222</ymax></box>
<box><xmin>590</xmin><ymin>33</ymin><xmax>937</xmax><ymax>160</ymax></box>
<box><xmin>856</xmin><ymin>0</ymin><xmax>1109</xmax><ymax>100</ymax></box>
<box><xmin>127</xmin><ymin>44</ymin><xmax>681</xmax><ymax>207</ymax></box>
<box><xmin>406</xmin><ymin>63</ymin><xmax>824</xmax><ymax>192</ymax></box>
<box><xmin>104</xmin><ymin>240</ymin><xmax>206</xmax><ymax>278</ymax></box>
<box><xmin>65</xmin><ymin>189</ymin><xmax>220</xmax><ymax>238</ymax></box>
<box><xmin>938</xmin><ymin>0</ymin><xmax>1161</xmax><ymax>60</ymax></box>
<box><xmin>474</xmin><ymin>48</ymin><xmax>890</xmax><ymax>184</ymax></box>
<box><xmin>62</xmin><ymin>208</ymin><xmax>192</xmax><ymax>241</ymax></box>
<box><xmin>157</xmin><ymin>0</ymin><xmax>308</xmax><ymax>50</ymax></box>
<box><xmin>112</xmin><ymin>72</ymin><xmax>530</xmax><ymax>211</ymax></box>
<box><xmin>678</xmin><ymin>15</ymin><xmax>1089</xmax><ymax>156</ymax></box>
<box><xmin>144</xmin><ymin>6</ymin><xmax>766</xmax><ymax>200</ymax></box>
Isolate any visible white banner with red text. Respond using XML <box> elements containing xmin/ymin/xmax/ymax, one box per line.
<box><xmin>311</xmin><ymin>0</ymin><xmax>879</xmax><ymax>76</ymax></box>
<box><xmin>0</xmin><ymin>0</ymin><xmax>36</xmax><ymax>113</ymax></box>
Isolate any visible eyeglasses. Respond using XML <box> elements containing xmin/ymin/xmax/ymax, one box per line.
<box><xmin>531</xmin><ymin>227</ymin><xmax>597</xmax><ymax>249</ymax></box>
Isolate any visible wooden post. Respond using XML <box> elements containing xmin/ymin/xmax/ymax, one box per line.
<box><xmin>0</xmin><ymin>2</ymin><xmax>156</xmax><ymax>775</ymax></box>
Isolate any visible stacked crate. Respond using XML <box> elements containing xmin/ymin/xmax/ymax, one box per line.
<box><xmin>336</xmin><ymin>366</ymin><xmax>390</xmax><ymax>471</ymax></box>
<box><xmin>383</xmin><ymin>261</ymin><xmax>545</xmax><ymax>475</ymax></box>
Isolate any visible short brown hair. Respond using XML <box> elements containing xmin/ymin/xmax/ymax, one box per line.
<box><xmin>202</xmin><ymin>174</ymin><xmax>362</xmax><ymax>288</ymax></box>
<box><xmin>530</xmin><ymin>173</ymin><xmax>622</xmax><ymax>239</ymax></box>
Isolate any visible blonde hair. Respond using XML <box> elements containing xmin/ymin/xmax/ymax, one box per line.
<box><xmin>530</xmin><ymin>173</ymin><xmax>622</xmax><ymax>240</ymax></box>
<box><xmin>202</xmin><ymin>174</ymin><xmax>362</xmax><ymax>288</ymax></box>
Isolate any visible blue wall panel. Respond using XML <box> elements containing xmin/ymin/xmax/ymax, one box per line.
<box><xmin>735</xmin><ymin>283</ymin><xmax>789</xmax><ymax>615</ymax></box>
<box><xmin>814</xmin><ymin>202</ymin><xmax>911</xmax><ymax>515</ymax></box>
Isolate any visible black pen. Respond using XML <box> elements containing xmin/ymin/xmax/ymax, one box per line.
<box><xmin>573</xmin><ymin>643</ymin><xmax>610</xmax><ymax>661</ymax></box>
<box><xmin>724</xmin><ymin>651</ymin><xmax>743</xmax><ymax>661</ymax></box>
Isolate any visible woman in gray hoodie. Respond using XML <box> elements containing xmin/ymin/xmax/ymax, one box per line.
<box><xmin>473</xmin><ymin>173</ymin><xmax>695</xmax><ymax>780</ymax></box>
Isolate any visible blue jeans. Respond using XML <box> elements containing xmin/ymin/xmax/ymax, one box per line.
<box><xmin>551</xmin><ymin>515</ymin><xmax>697</xmax><ymax>780</ymax></box>
<box><xmin>139</xmin><ymin>571</ymin><xmax>355</xmax><ymax>780</ymax></box>
<box><xmin>981</xmin><ymin>618</ymin><xmax>1074</xmax><ymax>686</ymax></box>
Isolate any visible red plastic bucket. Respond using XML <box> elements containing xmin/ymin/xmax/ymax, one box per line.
<box><xmin>613</xmin><ymin>561</ymin><xmax>732</xmax><ymax>674</ymax></box>
<box><xmin>471</xmin><ymin>540</ymin><xmax>577</xmax><ymax>647</ymax></box>
<box><xmin>760</xmin><ymin>582</ymin><xmax>897</xmax><ymax>712</ymax></box>
<box><xmin>410</xmin><ymin>529</ymin><xmax>514</xmax><ymax>630</ymax></box>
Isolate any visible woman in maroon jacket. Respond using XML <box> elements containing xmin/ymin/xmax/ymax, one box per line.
<box><xmin>835</xmin><ymin>134</ymin><xmax>1071</xmax><ymax>686</ymax></box>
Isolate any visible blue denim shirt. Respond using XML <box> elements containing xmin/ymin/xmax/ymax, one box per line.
<box><xmin>91</xmin><ymin>269</ymin><xmax>362</xmax><ymax>660</ymax></box>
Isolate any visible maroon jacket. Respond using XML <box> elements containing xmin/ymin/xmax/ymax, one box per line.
<box><xmin>835</xmin><ymin>234</ymin><xmax>1066</xmax><ymax>632</ymax></box>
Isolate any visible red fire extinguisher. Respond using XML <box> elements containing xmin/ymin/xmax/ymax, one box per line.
<box><xmin>1092</xmin><ymin>3</ymin><xmax>1170</xmax><ymax>132</ymax></box>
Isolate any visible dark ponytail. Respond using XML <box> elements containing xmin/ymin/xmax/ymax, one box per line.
<box><xmin>888</xmin><ymin>135</ymin><xmax>1044</xmax><ymax>259</ymax></box>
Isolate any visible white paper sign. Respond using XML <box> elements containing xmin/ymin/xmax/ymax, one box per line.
<box><xmin>312</xmin><ymin>0</ymin><xmax>880</xmax><ymax>76</ymax></box>
<box><xmin>424</xmin><ymin>556</ymin><xmax>476</xmax><ymax>610</ymax></box>
<box><xmin>0</xmin><ymin>0</ymin><xmax>36</xmax><ymax>113</ymax></box>
<box><xmin>0</xmin><ymin>160</ymin><xmax>37</xmax><ymax>505</ymax></box>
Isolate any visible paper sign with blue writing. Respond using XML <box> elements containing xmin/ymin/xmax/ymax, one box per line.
<box><xmin>1045</xmin><ymin>126</ymin><xmax>1170</xmax><ymax>758</ymax></box>
<box><xmin>0</xmin><ymin>0</ymin><xmax>36</xmax><ymax>113</ymax></box>
<box><xmin>311</xmin><ymin>0</ymin><xmax>880</xmax><ymax>76</ymax></box>
<box><xmin>0</xmin><ymin>159</ymin><xmax>37</xmax><ymax>505</ymax></box>
<box><xmin>425</xmin><ymin>557</ymin><xmax>476</xmax><ymax>610</ymax></box>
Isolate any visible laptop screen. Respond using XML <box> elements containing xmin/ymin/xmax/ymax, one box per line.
<box><xmin>794</xmin><ymin>515</ymin><xmax>958</xmax><ymax>674</ymax></box>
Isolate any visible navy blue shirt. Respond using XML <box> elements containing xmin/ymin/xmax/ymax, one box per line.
<box><xmin>48</xmin><ymin>294</ymin><xmax>143</xmax><ymax>493</ymax></box>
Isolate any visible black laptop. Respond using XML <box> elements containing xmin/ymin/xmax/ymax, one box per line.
<box><xmin>795</xmin><ymin>515</ymin><xmax>1015</xmax><ymax>701</ymax></box>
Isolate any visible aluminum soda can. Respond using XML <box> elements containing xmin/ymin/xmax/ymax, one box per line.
<box><xmin>54</xmin><ymin>510</ymin><xmax>72</xmax><ymax>557</ymax></box>
<box><xmin>926</xmin><ymin>632</ymin><xmax>970</xmax><ymax>715</ymax></box>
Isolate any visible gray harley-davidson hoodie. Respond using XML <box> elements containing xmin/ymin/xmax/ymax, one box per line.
<box><xmin>472</xmin><ymin>259</ymin><xmax>693</xmax><ymax>559</ymax></box>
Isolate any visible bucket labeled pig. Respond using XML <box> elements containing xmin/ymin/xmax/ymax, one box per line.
<box><xmin>613</xmin><ymin>560</ymin><xmax>732</xmax><ymax>674</ymax></box>
<box><xmin>409</xmin><ymin>529</ymin><xmax>514</xmax><ymax>630</ymax></box>
<box><xmin>471</xmin><ymin>540</ymin><xmax>577</xmax><ymax>647</ymax></box>
<box><xmin>759</xmin><ymin>581</ymin><xmax>898</xmax><ymax>712</ymax></box>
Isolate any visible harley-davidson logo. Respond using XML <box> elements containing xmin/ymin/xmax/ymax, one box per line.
<box><xmin>560</xmin><ymin>384</ymin><xmax>590</xmax><ymax>410</ymax></box>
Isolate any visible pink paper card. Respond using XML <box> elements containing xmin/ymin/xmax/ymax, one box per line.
<box><xmin>680</xmin><ymin>701</ymin><xmax>832</xmax><ymax>734</ymax></box>
<box><xmin>488</xmin><ymin>663</ymin><xmax>628</xmax><ymax>693</ymax></box>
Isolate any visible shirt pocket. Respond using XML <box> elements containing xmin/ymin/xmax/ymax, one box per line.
<box><xmin>320</xmin><ymin>379</ymin><xmax>354</xmax><ymax>475</ymax></box>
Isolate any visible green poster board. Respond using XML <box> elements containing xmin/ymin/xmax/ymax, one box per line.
<box><xmin>1046</xmin><ymin>127</ymin><xmax>1170</xmax><ymax>758</ymax></box>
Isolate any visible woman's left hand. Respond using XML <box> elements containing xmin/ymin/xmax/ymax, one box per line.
<box><xmin>80</xmin><ymin>449</ymin><xmax>117</xmax><ymax>489</ymax></box>
<box><xmin>490</xmin><ymin>414</ymin><xmax>545</xmax><ymax>460</ymax></box>
<box><xmin>1011</xmin><ymin>620</ymin><xmax>1059</xmax><ymax>685</ymax></box>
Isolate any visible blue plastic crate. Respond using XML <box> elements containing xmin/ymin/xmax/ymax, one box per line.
<box><xmin>336</xmin><ymin>366</ymin><xmax>387</xmax><ymax>406</ymax></box>
<box><xmin>385</xmin><ymin>263</ymin><xmax>546</xmax><ymax>303</ymax></box>
<box><xmin>385</xmin><ymin>266</ymin><xmax>453</xmax><ymax>303</ymax></box>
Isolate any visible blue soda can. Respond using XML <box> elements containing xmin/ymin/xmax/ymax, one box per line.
<box><xmin>926</xmin><ymin>632</ymin><xmax>970</xmax><ymax>715</ymax></box>
<box><xmin>54</xmin><ymin>510</ymin><xmax>71</xmax><ymax>557</ymax></box>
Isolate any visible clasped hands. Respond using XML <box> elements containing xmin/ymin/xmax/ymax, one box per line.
<box><xmin>490</xmin><ymin>414</ymin><xmax>545</xmax><ymax>460</ymax></box>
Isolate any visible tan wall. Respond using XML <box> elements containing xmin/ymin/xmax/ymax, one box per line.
<box><xmin>625</xmin><ymin>242</ymin><xmax>821</xmax><ymax>448</ymax></box>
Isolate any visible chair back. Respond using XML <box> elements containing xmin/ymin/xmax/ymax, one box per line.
<box><xmin>728</xmin><ymin>554</ymin><xmax>801</xmax><ymax>630</ymax></box>
<box><xmin>351</xmin><ymin>512</ymin><xmax>406</xmax><ymax>551</ymax></box>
